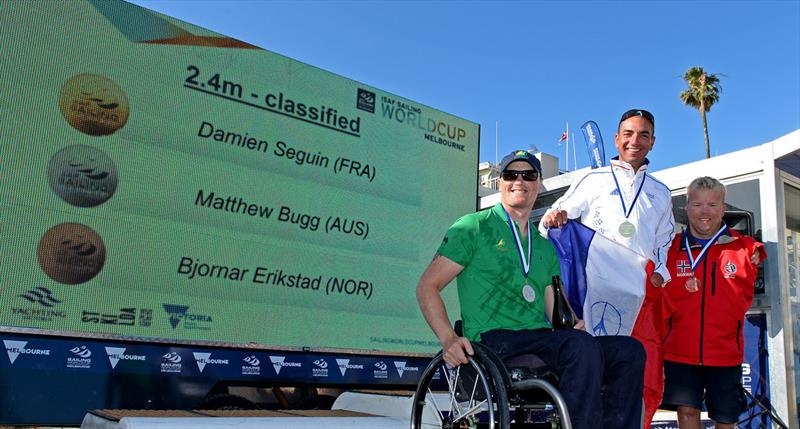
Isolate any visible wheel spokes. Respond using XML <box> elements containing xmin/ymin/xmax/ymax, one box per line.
<box><xmin>421</xmin><ymin>358</ymin><xmax>499</xmax><ymax>429</ymax></box>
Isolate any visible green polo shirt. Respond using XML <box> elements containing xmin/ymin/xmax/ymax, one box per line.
<box><xmin>438</xmin><ymin>203</ymin><xmax>560</xmax><ymax>341</ymax></box>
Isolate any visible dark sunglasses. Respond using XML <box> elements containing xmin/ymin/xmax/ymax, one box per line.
<box><xmin>501</xmin><ymin>169</ymin><xmax>539</xmax><ymax>182</ymax></box>
<box><xmin>619</xmin><ymin>109</ymin><xmax>655</xmax><ymax>128</ymax></box>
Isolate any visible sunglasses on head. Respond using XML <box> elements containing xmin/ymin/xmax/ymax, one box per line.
<box><xmin>619</xmin><ymin>109</ymin><xmax>655</xmax><ymax>127</ymax></box>
<box><xmin>501</xmin><ymin>169</ymin><xmax>539</xmax><ymax>182</ymax></box>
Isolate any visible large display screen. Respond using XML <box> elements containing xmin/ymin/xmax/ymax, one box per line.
<box><xmin>0</xmin><ymin>0</ymin><xmax>478</xmax><ymax>354</ymax></box>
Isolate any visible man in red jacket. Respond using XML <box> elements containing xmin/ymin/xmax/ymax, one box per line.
<box><xmin>662</xmin><ymin>176</ymin><xmax>765</xmax><ymax>429</ymax></box>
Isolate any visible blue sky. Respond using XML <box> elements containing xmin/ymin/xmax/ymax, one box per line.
<box><xmin>130</xmin><ymin>0</ymin><xmax>800</xmax><ymax>171</ymax></box>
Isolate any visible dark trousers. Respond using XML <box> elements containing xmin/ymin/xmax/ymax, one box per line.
<box><xmin>480</xmin><ymin>328</ymin><xmax>645</xmax><ymax>429</ymax></box>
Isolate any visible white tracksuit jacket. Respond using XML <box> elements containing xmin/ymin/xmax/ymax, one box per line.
<box><xmin>538</xmin><ymin>158</ymin><xmax>675</xmax><ymax>282</ymax></box>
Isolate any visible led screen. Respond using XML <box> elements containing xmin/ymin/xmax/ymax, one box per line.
<box><xmin>0</xmin><ymin>0</ymin><xmax>478</xmax><ymax>354</ymax></box>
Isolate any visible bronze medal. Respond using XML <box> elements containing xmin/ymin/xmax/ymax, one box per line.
<box><xmin>685</xmin><ymin>276</ymin><xmax>700</xmax><ymax>293</ymax></box>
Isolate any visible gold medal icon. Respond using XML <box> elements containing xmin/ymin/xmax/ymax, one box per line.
<box><xmin>59</xmin><ymin>73</ymin><xmax>130</xmax><ymax>136</ymax></box>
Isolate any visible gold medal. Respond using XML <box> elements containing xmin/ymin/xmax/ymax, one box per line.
<box><xmin>685</xmin><ymin>276</ymin><xmax>700</xmax><ymax>293</ymax></box>
<box><xmin>618</xmin><ymin>221</ymin><xmax>636</xmax><ymax>238</ymax></box>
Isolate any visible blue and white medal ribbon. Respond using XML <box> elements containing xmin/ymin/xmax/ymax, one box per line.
<box><xmin>683</xmin><ymin>224</ymin><xmax>727</xmax><ymax>292</ymax></box>
<box><xmin>503</xmin><ymin>208</ymin><xmax>534</xmax><ymax>302</ymax></box>
<box><xmin>610</xmin><ymin>166</ymin><xmax>647</xmax><ymax>238</ymax></box>
<box><xmin>685</xmin><ymin>224</ymin><xmax>727</xmax><ymax>271</ymax></box>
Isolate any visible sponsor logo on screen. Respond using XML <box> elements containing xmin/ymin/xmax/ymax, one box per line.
<box><xmin>162</xmin><ymin>304</ymin><xmax>212</xmax><ymax>330</ymax></box>
<box><xmin>161</xmin><ymin>352</ymin><xmax>183</xmax><ymax>373</ymax></box>
<box><xmin>312</xmin><ymin>358</ymin><xmax>329</xmax><ymax>377</ymax></box>
<box><xmin>373</xmin><ymin>361</ymin><xmax>388</xmax><ymax>379</ymax></box>
<box><xmin>193</xmin><ymin>352</ymin><xmax>229</xmax><ymax>373</ymax></box>
<box><xmin>242</xmin><ymin>355</ymin><xmax>261</xmax><ymax>375</ymax></box>
<box><xmin>269</xmin><ymin>355</ymin><xmax>302</xmax><ymax>375</ymax></box>
<box><xmin>393</xmin><ymin>361</ymin><xmax>419</xmax><ymax>377</ymax></box>
<box><xmin>81</xmin><ymin>307</ymin><xmax>152</xmax><ymax>327</ymax></box>
<box><xmin>37</xmin><ymin>223</ymin><xmax>106</xmax><ymax>285</ymax></box>
<box><xmin>379</xmin><ymin>95</ymin><xmax>468</xmax><ymax>152</ymax></box>
<box><xmin>59</xmin><ymin>73</ymin><xmax>130</xmax><ymax>136</ymax></box>
<box><xmin>336</xmin><ymin>358</ymin><xmax>364</xmax><ymax>376</ymax></box>
<box><xmin>356</xmin><ymin>88</ymin><xmax>376</xmax><ymax>113</ymax></box>
<box><xmin>12</xmin><ymin>288</ymin><xmax>67</xmax><ymax>321</ymax></box>
<box><xmin>18</xmin><ymin>287</ymin><xmax>62</xmax><ymax>307</ymax></box>
<box><xmin>3</xmin><ymin>340</ymin><xmax>51</xmax><ymax>364</ymax></box>
<box><xmin>48</xmin><ymin>145</ymin><xmax>118</xmax><ymax>207</ymax></box>
<box><xmin>67</xmin><ymin>345</ymin><xmax>92</xmax><ymax>369</ymax></box>
<box><xmin>105</xmin><ymin>347</ymin><xmax>145</xmax><ymax>369</ymax></box>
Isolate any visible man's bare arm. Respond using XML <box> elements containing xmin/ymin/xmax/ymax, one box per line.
<box><xmin>416</xmin><ymin>253</ymin><xmax>473</xmax><ymax>367</ymax></box>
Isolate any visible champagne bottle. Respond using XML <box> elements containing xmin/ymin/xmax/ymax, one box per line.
<box><xmin>551</xmin><ymin>275</ymin><xmax>576</xmax><ymax>329</ymax></box>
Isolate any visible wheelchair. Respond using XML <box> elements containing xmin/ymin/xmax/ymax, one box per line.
<box><xmin>410</xmin><ymin>324</ymin><xmax>571</xmax><ymax>429</ymax></box>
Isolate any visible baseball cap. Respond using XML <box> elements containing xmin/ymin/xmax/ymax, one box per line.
<box><xmin>499</xmin><ymin>150</ymin><xmax>542</xmax><ymax>174</ymax></box>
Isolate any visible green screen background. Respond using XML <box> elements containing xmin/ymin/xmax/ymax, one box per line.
<box><xmin>0</xmin><ymin>0</ymin><xmax>477</xmax><ymax>354</ymax></box>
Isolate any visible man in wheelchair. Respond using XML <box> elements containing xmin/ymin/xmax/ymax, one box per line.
<box><xmin>417</xmin><ymin>150</ymin><xmax>646</xmax><ymax>429</ymax></box>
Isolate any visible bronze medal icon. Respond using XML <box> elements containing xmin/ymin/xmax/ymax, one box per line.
<box><xmin>37</xmin><ymin>223</ymin><xmax>106</xmax><ymax>284</ymax></box>
<box><xmin>48</xmin><ymin>145</ymin><xmax>118</xmax><ymax>207</ymax></box>
<box><xmin>59</xmin><ymin>74</ymin><xmax>129</xmax><ymax>136</ymax></box>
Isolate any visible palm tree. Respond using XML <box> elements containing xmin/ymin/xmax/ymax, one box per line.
<box><xmin>680</xmin><ymin>67</ymin><xmax>721</xmax><ymax>158</ymax></box>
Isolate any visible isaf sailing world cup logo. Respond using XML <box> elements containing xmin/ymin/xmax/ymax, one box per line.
<box><xmin>161</xmin><ymin>352</ymin><xmax>182</xmax><ymax>373</ymax></box>
<box><xmin>70</xmin><ymin>346</ymin><xmax>92</xmax><ymax>358</ymax></box>
<box><xmin>67</xmin><ymin>346</ymin><xmax>92</xmax><ymax>369</ymax></box>
<box><xmin>356</xmin><ymin>88</ymin><xmax>376</xmax><ymax>113</ymax></box>
<box><xmin>163</xmin><ymin>352</ymin><xmax>182</xmax><ymax>363</ymax></box>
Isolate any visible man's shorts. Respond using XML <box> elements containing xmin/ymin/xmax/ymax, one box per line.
<box><xmin>661</xmin><ymin>361</ymin><xmax>747</xmax><ymax>424</ymax></box>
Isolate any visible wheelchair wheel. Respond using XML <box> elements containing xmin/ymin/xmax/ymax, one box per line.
<box><xmin>411</xmin><ymin>349</ymin><xmax>509</xmax><ymax>429</ymax></box>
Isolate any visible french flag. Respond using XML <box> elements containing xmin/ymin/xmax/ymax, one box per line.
<box><xmin>547</xmin><ymin>221</ymin><xmax>653</xmax><ymax>336</ymax></box>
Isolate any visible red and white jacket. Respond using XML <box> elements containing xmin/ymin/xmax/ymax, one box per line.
<box><xmin>663</xmin><ymin>227</ymin><xmax>765</xmax><ymax>366</ymax></box>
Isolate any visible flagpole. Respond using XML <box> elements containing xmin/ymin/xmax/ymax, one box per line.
<box><xmin>572</xmin><ymin>132</ymin><xmax>577</xmax><ymax>171</ymax></box>
<box><xmin>495</xmin><ymin>121</ymin><xmax>499</xmax><ymax>167</ymax></box>
<box><xmin>565</xmin><ymin>122</ymin><xmax>569</xmax><ymax>172</ymax></box>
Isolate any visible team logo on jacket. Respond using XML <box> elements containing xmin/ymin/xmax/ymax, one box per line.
<box><xmin>676</xmin><ymin>260</ymin><xmax>692</xmax><ymax>277</ymax></box>
<box><xmin>496</xmin><ymin>239</ymin><xmax>507</xmax><ymax>251</ymax></box>
<box><xmin>722</xmin><ymin>261</ymin><xmax>737</xmax><ymax>278</ymax></box>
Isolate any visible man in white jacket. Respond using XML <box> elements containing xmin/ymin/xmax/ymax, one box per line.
<box><xmin>539</xmin><ymin>108</ymin><xmax>675</xmax><ymax>428</ymax></box>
